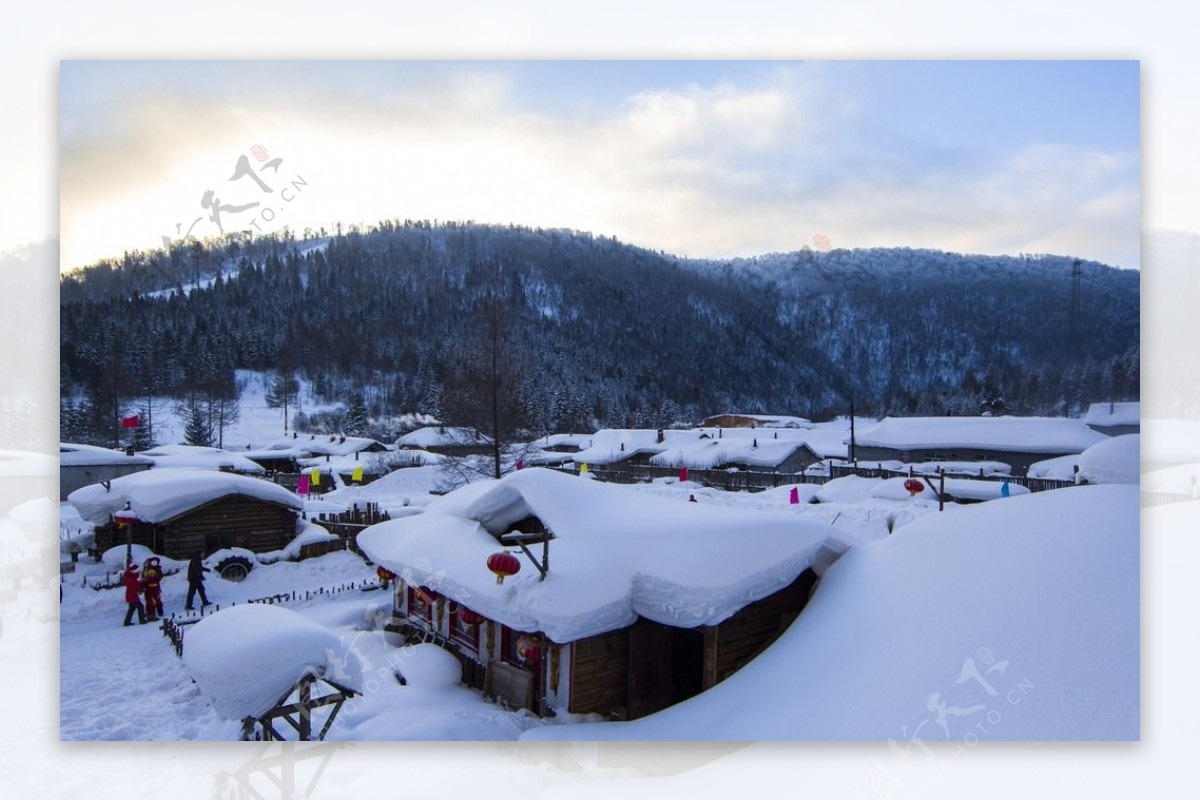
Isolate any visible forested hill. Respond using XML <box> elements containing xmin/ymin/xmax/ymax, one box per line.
<box><xmin>60</xmin><ymin>221</ymin><xmax>1139</xmax><ymax>436</ymax></box>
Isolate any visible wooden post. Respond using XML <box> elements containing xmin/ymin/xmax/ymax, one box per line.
<box><xmin>939</xmin><ymin>468</ymin><xmax>945</xmax><ymax>512</ymax></box>
<box><xmin>298</xmin><ymin>676</ymin><xmax>312</xmax><ymax>741</ymax></box>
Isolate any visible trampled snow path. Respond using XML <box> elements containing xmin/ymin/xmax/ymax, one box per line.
<box><xmin>59</xmin><ymin>620</ymin><xmax>239</xmax><ymax>740</ymax></box>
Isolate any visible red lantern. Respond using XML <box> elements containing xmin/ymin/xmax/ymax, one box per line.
<box><xmin>414</xmin><ymin>586</ymin><xmax>438</xmax><ymax>606</ymax></box>
<box><xmin>458</xmin><ymin>607</ymin><xmax>486</xmax><ymax>626</ymax></box>
<box><xmin>903</xmin><ymin>478</ymin><xmax>925</xmax><ymax>496</ymax></box>
<box><xmin>516</xmin><ymin>634</ymin><xmax>541</xmax><ymax>663</ymax></box>
<box><xmin>487</xmin><ymin>551</ymin><xmax>521</xmax><ymax>585</ymax></box>
<box><xmin>112</xmin><ymin>511</ymin><xmax>138</xmax><ymax>528</ymax></box>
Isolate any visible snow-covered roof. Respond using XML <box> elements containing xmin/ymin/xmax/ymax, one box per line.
<box><xmin>649</xmin><ymin>439</ymin><xmax>816</xmax><ymax>470</ymax></box>
<box><xmin>854</xmin><ymin>416</ymin><xmax>1108</xmax><ymax>454</ymax></box>
<box><xmin>1085</xmin><ymin>402</ymin><xmax>1141</xmax><ymax>428</ymax></box>
<box><xmin>266</xmin><ymin>434</ymin><xmax>387</xmax><ymax>457</ymax></box>
<box><xmin>140</xmin><ymin>445</ymin><xmax>266</xmax><ymax>473</ymax></box>
<box><xmin>573</xmin><ymin>427</ymin><xmax>824</xmax><ymax>466</ymax></box>
<box><xmin>182</xmin><ymin>604</ymin><xmax>363</xmax><ymax>720</ymax></box>
<box><xmin>1077</xmin><ymin>434</ymin><xmax>1140</xmax><ymax>485</ymax></box>
<box><xmin>522</xmin><ymin>484</ymin><xmax>1138</xmax><ymax>740</ymax></box>
<box><xmin>357</xmin><ymin>468</ymin><xmax>841</xmax><ymax>643</ymax></box>
<box><xmin>67</xmin><ymin>468</ymin><xmax>304</xmax><ymax>525</ymax></box>
<box><xmin>60</xmin><ymin>443</ymin><xmax>154</xmax><ymax>467</ymax></box>
<box><xmin>702</xmin><ymin>413</ymin><xmax>813</xmax><ymax>429</ymax></box>
<box><xmin>397</xmin><ymin>426</ymin><xmax>492</xmax><ymax>449</ymax></box>
<box><xmin>535</xmin><ymin>433</ymin><xmax>593</xmax><ymax>450</ymax></box>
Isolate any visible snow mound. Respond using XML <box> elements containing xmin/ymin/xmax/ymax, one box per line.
<box><xmin>102</xmin><ymin>543</ymin><xmax>156</xmax><ymax>568</ymax></box>
<box><xmin>1028</xmin><ymin>453</ymin><xmax>1080</xmax><ymax>480</ymax></box>
<box><xmin>183</xmin><ymin>604</ymin><xmax>363</xmax><ymax>720</ymax></box>
<box><xmin>140</xmin><ymin>444</ymin><xmax>266</xmax><ymax>473</ymax></box>
<box><xmin>395</xmin><ymin>644</ymin><xmax>462</xmax><ymax>688</ymax></box>
<box><xmin>856</xmin><ymin>416</ymin><xmax>1107</xmax><ymax>453</ymax></box>
<box><xmin>523</xmin><ymin>484</ymin><xmax>1138</xmax><ymax>741</ymax></box>
<box><xmin>815</xmin><ymin>474</ymin><xmax>880</xmax><ymax>504</ymax></box>
<box><xmin>1077</xmin><ymin>434</ymin><xmax>1140</xmax><ymax>485</ymax></box>
<box><xmin>871</xmin><ymin>477</ymin><xmax>937</xmax><ymax>501</ymax></box>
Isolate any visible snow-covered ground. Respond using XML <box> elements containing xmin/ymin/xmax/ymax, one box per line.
<box><xmin>59</xmin><ymin>439</ymin><xmax>1139</xmax><ymax>741</ymax></box>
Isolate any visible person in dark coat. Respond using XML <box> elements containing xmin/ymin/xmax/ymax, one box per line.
<box><xmin>185</xmin><ymin>551</ymin><xmax>211</xmax><ymax>610</ymax></box>
<box><xmin>122</xmin><ymin>563</ymin><xmax>145</xmax><ymax>626</ymax></box>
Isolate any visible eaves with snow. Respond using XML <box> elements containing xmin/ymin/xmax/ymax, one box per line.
<box><xmin>265</xmin><ymin>434</ymin><xmax>389</xmax><ymax>457</ymax></box>
<box><xmin>60</xmin><ymin>442</ymin><xmax>154</xmax><ymax>467</ymax></box>
<box><xmin>67</xmin><ymin>467</ymin><xmax>304</xmax><ymax>525</ymax></box>
<box><xmin>138</xmin><ymin>444</ymin><xmax>266</xmax><ymax>473</ymax></box>
<box><xmin>357</xmin><ymin>467</ymin><xmax>848</xmax><ymax>644</ymax></box>
<box><xmin>854</xmin><ymin>416</ymin><xmax>1108</xmax><ymax>454</ymax></box>
<box><xmin>1084</xmin><ymin>401</ymin><xmax>1140</xmax><ymax>429</ymax></box>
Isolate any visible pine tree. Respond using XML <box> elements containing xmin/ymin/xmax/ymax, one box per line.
<box><xmin>183</xmin><ymin>401</ymin><xmax>214</xmax><ymax>447</ymax></box>
<box><xmin>344</xmin><ymin>391</ymin><xmax>369</xmax><ymax>437</ymax></box>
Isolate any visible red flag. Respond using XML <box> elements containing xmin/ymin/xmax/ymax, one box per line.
<box><xmin>121</xmin><ymin>414</ymin><xmax>140</xmax><ymax>428</ymax></box>
<box><xmin>516</xmin><ymin>458</ymin><xmax>525</xmax><ymax>471</ymax></box>
<box><xmin>679</xmin><ymin>466</ymin><xmax>689</xmax><ymax>483</ymax></box>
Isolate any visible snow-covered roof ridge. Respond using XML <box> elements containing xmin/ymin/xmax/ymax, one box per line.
<box><xmin>60</xmin><ymin>442</ymin><xmax>154</xmax><ymax>466</ymax></box>
<box><xmin>1085</xmin><ymin>401</ymin><xmax>1140</xmax><ymax>427</ymax></box>
<box><xmin>855</xmin><ymin>416</ymin><xmax>1108</xmax><ymax>453</ymax></box>
<box><xmin>357</xmin><ymin>467</ymin><xmax>842</xmax><ymax>643</ymax></box>
<box><xmin>66</xmin><ymin>467</ymin><xmax>304</xmax><ymax>525</ymax></box>
<box><xmin>139</xmin><ymin>444</ymin><xmax>266</xmax><ymax>473</ymax></box>
<box><xmin>265</xmin><ymin>434</ymin><xmax>387</xmax><ymax>456</ymax></box>
<box><xmin>397</xmin><ymin>426</ymin><xmax>492</xmax><ymax>448</ymax></box>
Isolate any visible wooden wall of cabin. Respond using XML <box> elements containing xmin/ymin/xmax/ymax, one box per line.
<box><xmin>159</xmin><ymin>497</ymin><xmax>297</xmax><ymax>559</ymax></box>
<box><xmin>568</xmin><ymin>627</ymin><xmax>630</xmax><ymax>716</ymax></box>
<box><xmin>703</xmin><ymin>568</ymin><xmax>819</xmax><ymax>689</ymax></box>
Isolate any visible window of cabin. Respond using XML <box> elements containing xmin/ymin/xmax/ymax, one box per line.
<box><xmin>408</xmin><ymin>586</ymin><xmax>434</xmax><ymax>624</ymax></box>
<box><xmin>449</xmin><ymin>606</ymin><xmax>479</xmax><ymax>650</ymax></box>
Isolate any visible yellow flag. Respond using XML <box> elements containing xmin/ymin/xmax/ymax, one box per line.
<box><xmin>351</xmin><ymin>465</ymin><xmax>364</xmax><ymax>483</ymax></box>
<box><xmin>579</xmin><ymin>463</ymin><xmax>589</xmax><ymax>474</ymax></box>
<box><xmin>311</xmin><ymin>468</ymin><xmax>321</xmax><ymax>485</ymax></box>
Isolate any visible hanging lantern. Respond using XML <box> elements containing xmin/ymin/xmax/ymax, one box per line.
<box><xmin>903</xmin><ymin>478</ymin><xmax>925</xmax><ymax>496</ymax></box>
<box><xmin>413</xmin><ymin>586</ymin><xmax>439</xmax><ymax>606</ymax></box>
<box><xmin>458</xmin><ymin>607</ymin><xmax>486</xmax><ymax>627</ymax></box>
<box><xmin>112</xmin><ymin>511</ymin><xmax>139</xmax><ymax>528</ymax></box>
<box><xmin>516</xmin><ymin>634</ymin><xmax>541</xmax><ymax>663</ymax></box>
<box><xmin>486</xmin><ymin>551</ymin><xmax>521</xmax><ymax>585</ymax></box>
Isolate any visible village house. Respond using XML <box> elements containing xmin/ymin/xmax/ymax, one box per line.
<box><xmin>1084</xmin><ymin>402</ymin><xmax>1140</xmax><ymax>437</ymax></box>
<box><xmin>851</xmin><ymin>416</ymin><xmax>1109</xmax><ymax>475</ymax></box>
<box><xmin>358</xmin><ymin>468</ymin><xmax>847</xmax><ymax>720</ymax></box>
<box><xmin>700</xmin><ymin>413</ymin><xmax>813</xmax><ymax>430</ymax></box>
<box><xmin>59</xmin><ymin>442</ymin><xmax>153</xmax><ymax>498</ymax></box>
<box><xmin>397</xmin><ymin>426</ymin><xmax>493</xmax><ymax>457</ymax></box>
<box><xmin>68</xmin><ymin>469</ymin><xmax>305</xmax><ymax>568</ymax></box>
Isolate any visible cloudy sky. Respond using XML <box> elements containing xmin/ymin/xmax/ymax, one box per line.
<box><xmin>59</xmin><ymin>60</ymin><xmax>1140</xmax><ymax>271</ymax></box>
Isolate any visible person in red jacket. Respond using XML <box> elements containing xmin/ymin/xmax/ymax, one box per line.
<box><xmin>141</xmin><ymin>557</ymin><xmax>164</xmax><ymax>621</ymax></box>
<box><xmin>122</xmin><ymin>563</ymin><xmax>145</xmax><ymax>626</ymax></box>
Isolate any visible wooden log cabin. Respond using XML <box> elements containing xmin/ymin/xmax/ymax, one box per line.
<box><xmin>69</xmin><ymin>468</ymin><xmax>305</xmax><ymax>560</ymax></box>
<box><xmin>359</xmin><ymin>467</ymin><xmax>842</xmax><ymax>722</ymax></box>
<box><xmin>389</xmin><ymin>566</ymin><xmax>819</xmax><ymax>719</ymax></box>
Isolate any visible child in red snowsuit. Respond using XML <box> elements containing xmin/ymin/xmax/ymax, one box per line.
<box><xmin>141</xmin><ymin>557</ymin><xmax>164</xmax><ymax>621</ymax></box>
<box><xmin>122</xmin><ymin>564</ymin><xmax>145</xmax><ymax>626</ymax></box>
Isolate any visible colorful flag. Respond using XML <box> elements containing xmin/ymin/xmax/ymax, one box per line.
<box><xmin>297</xmin><ymin>475</ymin><xmax>310</xmax><ymax>495</ymax></box>
<box><xmin>579</xmin><ymin>463</ymin><xmax>589</xmax><ymax>474</ymax></box>
<box><xmin>311</xmin><ymin>468</ymin><xmax>321</xmax><ymax>486</ymax></box>
<box><xmin>679</xmin><ymin>466</ymin><xmax>689</xmax><ymax>483</ymax></box>
<box><xmin>351</xmin><ymin>465</ymin><xmax>364</xmax><ymax>483</ymax></box>
<box><xmin>789</xmin><ymin>487</ymin><xmax>800</xmax><ymax>505</ymax></box>
<box><xmin>121</xmin><ymin>414</ymin><xmax>140</xmax><ymax>428</ymax></box>
<box><xmin>515</xmin><ymin>459</ymin><xmax>525</xmax><ymax>471</ymax></box>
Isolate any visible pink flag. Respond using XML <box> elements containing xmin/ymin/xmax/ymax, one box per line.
<box><xmin>679</xmin><ymin>466</ymin><xmax>689</xmax><ymax>483</ymax></box>
<box><xmin>789</xmin><ymin>487</ymin><xmax>799</xmax><ymax>505</ymax></box>
<box><xmin>516</xmin><ymin>458</ymin><xmax>525</xmax><ymax>471</ymax></box>
<box><xmin>297</xmin><ymin>474</ymin><xmax>310</xmax><ymax>495</ymax></box>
